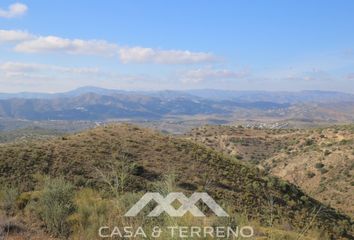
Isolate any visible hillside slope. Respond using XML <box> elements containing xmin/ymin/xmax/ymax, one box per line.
<box><xmin>186</xmin><ymin>125</ymin><xmax>354</xmax><ymax>219</ymax></box>
<box><xmin>0</xmin><ymin>124</ymin><xmax>353</xmax><ymax>239</ymax></box>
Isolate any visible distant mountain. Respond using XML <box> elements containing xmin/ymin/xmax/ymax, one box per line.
<box><xmin>186</xmin><ymin>89</ymin><xmax>354</xmax><ymax>103</ymax></box>
<box><xmin>1</xmin><ymin>86</ymin><xmax>354</xmax><ymax>103</ymax></box>
<box><xmin>0</xmin><ymin>87</ymin><xmax>353</xmax><ymax>121</ymax></box>
<box><xmin>0</xmin><ymin>86</ymin><xmax>128</xmax><ymax>100</ymax></box>
<box><xmin>0</xmin><ymin>93</ymin><xmax>228</xmax><ymax>120</ymax></box>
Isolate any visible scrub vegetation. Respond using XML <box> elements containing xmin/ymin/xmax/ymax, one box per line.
<box><xmin>0</xmin><ymin>124</ymin><xmax>353</xmax><ymax>239</ymax></box>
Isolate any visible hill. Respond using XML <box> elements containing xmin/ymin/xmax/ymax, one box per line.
<box><xmin>186</xmin><ymin>124</ymin><xmax>354</xmax><ymax>218</ymax></box>
<box><xmin>0</xmin><ymin>124</ymin><xmax>353</xmax><ymax>239</ymax></box>
<box><xmin>0</xmin><ymin>127</ymin><xmax>63</xmax><ymax>144</ymax></box>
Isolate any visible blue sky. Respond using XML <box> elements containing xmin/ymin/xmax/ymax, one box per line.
<box><xmin>0</xmin><ymin>1</ymin><xmax>354</xmax><ymax>93</ymax></box>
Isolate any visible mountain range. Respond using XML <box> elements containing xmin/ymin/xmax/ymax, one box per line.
<box><xmin>0</xmin><ymin>87</ymin><xmax>353</xmax><ymax>122</ymax></box>
<box><xmin>1</xmin><ymin>86</ymin><xmax>354</xmax><ymax>102</ymax></box>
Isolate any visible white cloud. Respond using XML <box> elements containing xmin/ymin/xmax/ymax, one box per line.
<box><xmin>0</xmin><ymin>61</ymin><xmax>166</xmax><ymax>92</ymax></box>
<box><xmin>283</xmin><ymin>68</ymin><xmax>333</xmax><ymax>82</ymax></box>
<box><xmin>119</xmin><ymin>47</ymin><xmax>216</xmax><ymax>64</ymax></box>
<box><xmin>0</xmin><ymin>62</ymin><xmax>40</xmax><ymax>73</ymax></box>
<box><xmin>0</xmin><ymin>29</ymin><xmax>33</xmax><ymax>42</ymax></box>
<box><xmin>0</xmin><ymin>62</ymin><xmax>100</xmax><ymax>76</ymax></box>
<box><xmin>181</xmin><ymin>68</ymin><xmax>249</xmax><ymax>83</ymax></box>
<box><xmin>14</xmin><ymin>36</ymin><xmax>119</xmax><ymax>56</ymax></box>
<box><xmin>0</xmin><ymin>3</ymin><xmax>27</xmax><ymax>18</ymax></box>
<box><xmin>15</xmin><ymin>36</ymin><xmax>216</xmax><ymax>63</ymax></box>
<box><xmin>0</xmin><ymin>28</ymin><xmax>217</xmax><ymax>64</ymax></box>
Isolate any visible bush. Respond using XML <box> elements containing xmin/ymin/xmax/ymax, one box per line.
<box><xmin>323</xmin><ymin>149</ymin><xmax>331</xmax><ymax>156</ymax></box>
<box><xmin>69</xmin><ymin>188</ymin><xmax>109</xmax><ymax>240</ymax></box>
<box><xmin>305</xmin><ymin>139</ymin><xmax>314</xmax><ymax>146</ymax></box>
<box><xmin>319</xmin><ymin>168</ymin><xmax>329</xmax><ymax>174</ymax></box>
<box><xmin>300</xmin><ymin>196</ymin><xmax>309</xmax><ymax>204</ymax></box>
<box><xmin>278</xmin><ymin>180</ymin><xmax>289</xmax><ymax>192</ymax></box>
<box><xmin>16</xmin><ymin>191</ymin><xmax>33</xmax><ymax>210</ymax></box>
<box><xmin>315</xmin><ymin>163</ymin><xmax>324</xmax><ymax>169</ymax></box>
<box><xmin>37</xmin><ymin>177</ymin><xmax>75</xmax><ymax>237</ymax></box>
<box><xmin>252</xmin><ymin>181</ymin><xmax>260</xmax><ymax>190</ymax></box>
<box><xmin>0</xmin><ymin>185</ymin><xmax>19</xmax><ymax>215</ymax></box>
<box><xmin>306</xmin><ymin>172</ymin><xmax>316</xmax><ymax>178</ymax></box>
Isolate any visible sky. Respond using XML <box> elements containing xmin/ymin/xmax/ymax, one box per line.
<box><xmin>0</xmin><ymin>1</ymin><xmax>354</xmax><ymax>93</ymax></box>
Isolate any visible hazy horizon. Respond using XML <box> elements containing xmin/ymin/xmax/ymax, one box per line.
<box><xmin>1</xmin><ymin>85</ymin><xmax>354</xmax><ymax>95</ymax></box>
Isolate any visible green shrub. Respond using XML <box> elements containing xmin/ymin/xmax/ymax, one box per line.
<box><xmin>319</xmin><ymin>168</ymin><xmax>329</xmax><ymax>174</ymax></box>
<box><xmin>69</xmin><ymin>188</ymin><xmax>109</xmax><ymax>240</ymax></box>
<box><xmin>300</xmin><ymin>196</ymin><xmax>309</xmax><ymax>204</ymax></box>
<box><xmin>323</xmin><ymin>149</ymin><xmax>331</xmax><ymax>156</ymax></box>
<box><xmin>315</xmin><ymin>163</ymin><xmax>324</xmax><ymax>169</ymax></box>
<box><xmin>306</xmin><ymin>172</ymin><xmax>316</xmax><ymax>178</ymax></box>
<box><xmin>278</xmin><ymin>180</ymin><xmax>289</xmax><ymax>192</ymax></box>
<box><xmin>252</xmin><ymin>181</ymin><xmax>260</xmax><ymax>190</ymax></box>
<box><xmin>0</xmin><ymin>185</ymin><xmax>19</xmax><ymax>215</ymax></box>
<box><xmin>37</xmin><ymin>177</ymin><xmax>75</xmax><ymax>237</ymax></box>
<box><xmin>305</xmin><ymin>139</ymin><xmax>314</xmax><ymax>146</ymax></box>
<box><xmin>16</xmin><ymin>191</ymin><xmax>34</xmax><ymax>210</ymax></box>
